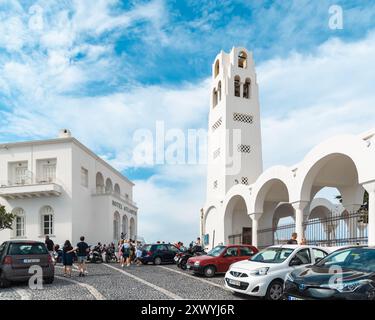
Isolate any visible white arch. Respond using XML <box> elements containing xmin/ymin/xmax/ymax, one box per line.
<box><xmin>114</xmin><ymin>183</ymin><xmax>121</xmax><ymax>195</ymax></box>
<box><xmin>248</xmin><ymin>166</ymin><xmax>293</xmax><ymax>215</ymax></box>
<box><xmin>294</xmin><ymin>134</ymin><xmax>375</xmax><ymax>203</ymax></box>
<box><xmin>105</xmin><ymin>178</ymin><xmax>113</xmax><ymax>193</ymax></box>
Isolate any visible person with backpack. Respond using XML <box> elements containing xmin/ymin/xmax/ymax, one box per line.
<box><xmin>121</xmin><ymin>239</ymin><xmax>131</xmax><ymax>267</ymax></box>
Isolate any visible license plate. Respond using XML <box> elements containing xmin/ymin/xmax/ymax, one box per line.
<box><xmin>186</xmin><ymin>265</ymin><xmax>191</xmax><ymax>270</ymax></box>
<box><xmin>23</xmin><ymin>259</ymin><xmax>40</xmax><ymax>263</ymax></box>
<box><xmin>228</xmin><ymin>279</ymin><xmax>241</xmax><ymax>287</ymax></box>
<box><xmin>288</xmin><ymin>296</ymin><xmax>303</xmax><ymax>300</ymax></box>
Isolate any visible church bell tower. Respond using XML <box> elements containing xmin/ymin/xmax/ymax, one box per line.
<box><xmin>206</xmin><ymin>47</ymin><xmax>263</xmax><ymax>203</ymax></box>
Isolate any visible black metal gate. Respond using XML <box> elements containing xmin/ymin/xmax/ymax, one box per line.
<box><xmin>257</xmin><ymin>211</ymin><xmax>368</xmax><ymax>248</ymax></box>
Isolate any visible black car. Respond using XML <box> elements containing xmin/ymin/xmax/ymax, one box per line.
<box><xmin>140</xmin><ymin>243</ymin><xmax>181</xmax><ymax>265</ymax></box>
<box><xmin>284</xmin><ymin>246</ymin><xmax>375</xmax><ymax>300</ymax></box>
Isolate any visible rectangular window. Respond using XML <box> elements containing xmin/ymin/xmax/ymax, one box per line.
<box><xmin>37</xmin><ymin>159</ymin><xmax>57</xmax><ymax>183</ymax></box>
<box><xmin>16</xmin><ymin>216</ymin><xmax>25</xmax><ymax>237</ymax></box>
<box><xmin>81</xmin><ymin>167</ymin><xmax>89</xmax><ymax>187</ymax></box>
<box><xmin>43</xmin><ymin>215</ymin><xmax>53</xmax><ymax>235</ymax></box>
<box><xmin>233</xmin><ymin>112</ymin><xmax>253</xmax><ymax>124</ymax></box>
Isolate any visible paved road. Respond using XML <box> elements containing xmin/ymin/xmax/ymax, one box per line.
<box><xmin>0</xmin><ymin>262</ymin><xmax>259</xmax><ymax>300</ymax></box>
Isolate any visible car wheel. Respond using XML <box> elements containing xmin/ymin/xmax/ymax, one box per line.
<box><xmin>44</xmin><ymin>277</ymin><xmax>54</xmax><ymax>285</ymax></box>
<box><xmin>0</xmin><ymin>273</ymin><xmax>11</xmax><ymax>288</ymax></box>
<box><xmin>266</xmin><ymin>280</ymin><xmax>284</xmax><ymax>300</ymax></box>
<box><xmin>153</xmin><ymin>257</ymin><xmax>162</xmax><ymax>265</ymax></box>
<box><xmin>204</xmin><ymin>265</ymin><xmax>216</xmax><ymax>278</ymax></box>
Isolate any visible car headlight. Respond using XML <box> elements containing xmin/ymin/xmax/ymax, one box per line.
<box><xmin>250</xmin><ymin>267</ymin><xmax>269</xmax><ymax>276</ymax></box>
<box><xmin>194</xmin><ymin>261</ymin><xmax>200</xmax><ymax>266</ymax></box>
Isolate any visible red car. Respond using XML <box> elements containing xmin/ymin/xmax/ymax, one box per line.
<box><xmin>186</xmin><ymin>244</ymin><xmax>258</xmax><ymax>277</ymax></box>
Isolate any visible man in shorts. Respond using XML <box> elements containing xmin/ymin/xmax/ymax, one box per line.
<box><xmin>75</xmin><ymin>236</ymin><xmax>89</xmax><ymax>277</ymax></box>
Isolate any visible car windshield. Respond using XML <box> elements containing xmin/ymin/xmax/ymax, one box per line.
<box><xmin>315</xmin><ymin>248</ymin><xmax>375</xmax><ymax>273</ymax></box>
<box><xmin>8</xmin><ymin>243</ymin><xmax>48</xmax><ymax>255</ymax></box>
<box><xmin>207</xmin><ymin>246</ymin><xmax>226</xmax><ymax>257</ymax></box>
<box><xmin>251</xmin><ymin>247</ymin><xmax>294</xmax><ymax>263</ymax></box>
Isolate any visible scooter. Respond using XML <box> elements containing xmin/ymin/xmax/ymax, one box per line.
<box><xmin>176</xmin><ymin>245</ymin><xmax>206</xmax><ymax>270</ymax></box>
<box><xmin>104</xmin><ymin>247</ymin><xmax>118</xmax><ymax>263</ymax></box>
<box><xmin>87</xmin><ymin>246</ymin><xmax>103</xmax><ymax>263</ymax></box>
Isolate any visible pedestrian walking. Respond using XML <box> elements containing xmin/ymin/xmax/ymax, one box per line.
<box><xmin>62</xmin><ymin>240</ymin><xmax>74</xmax><ymax>277</ymax></box>
<box><xmin>287</xmin><ymin>233</ymin><xmax>298</xmax><ymax>244</ymax></box>
<box><xmin>45</xmin><ymin>236</ymin><xmax>55</xmax><ymax>263</ymax></box>
<box><xmin>135</xmin><ymin>245</ymin><xmax>143</xmax><ymax>266</ymax></box>
<box><xmin>74</xmin><ymin>236</ymin><xmax>89</xmax><ymax>277</ymax></box>
<box><xmin>121</xmin><ymin>240</ymin><xmax>131</xmax><ymax>267</ymax></box>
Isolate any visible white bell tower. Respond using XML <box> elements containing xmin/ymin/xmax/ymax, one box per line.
<box><xmin>206</xmin><ymin>47</ymin><xmax>263</xmax><ymax>203</ymax></box>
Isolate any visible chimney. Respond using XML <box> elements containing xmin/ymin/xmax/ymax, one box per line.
<box><xmin>58</xmin><ymin>129</ymin><xmax>72</xmax><ymax>138</ymax></box>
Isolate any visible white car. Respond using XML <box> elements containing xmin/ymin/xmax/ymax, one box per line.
<box><xmin>224</xmin><ymin>245</ymin><xmax>330</xmax><ymax>300</ymax></box>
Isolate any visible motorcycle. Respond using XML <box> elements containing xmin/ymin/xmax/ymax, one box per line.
<box><xmin>87</xmin><ymin>246</ymin><xmax>103</xmax><ymax>263</ymax></box>
<box><xmin>176</xmin><ymin>245</ymin><xmax>206</xmax><ymax>270</ymax></box>
<box><xmin>104</xmin><ymin>247</ymin><xmax>118</xmax><ymax>263</ymax></box>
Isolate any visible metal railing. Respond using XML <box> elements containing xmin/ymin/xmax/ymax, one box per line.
<box><xmin>0</xmin><ymin>176</ymin><xmax>58</xmax><ymax>188</ymax></box>
<box><xmin>257</xmin><ymin>211</ymin><xmax>369</xmax><ymax>248</ymax></box>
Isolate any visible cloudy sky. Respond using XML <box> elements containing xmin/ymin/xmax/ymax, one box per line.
<box><xmin>1</xmin><ymin>0</ymin><xmax>375</xmax><ymax>244</ymax></box>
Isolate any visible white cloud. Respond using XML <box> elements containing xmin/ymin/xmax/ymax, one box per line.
<box><xmin>1</xmin><ymin>1</ymin><xmax>375</xmax><ymax>244</ymax></box>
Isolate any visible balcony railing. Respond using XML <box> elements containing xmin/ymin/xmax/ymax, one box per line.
<box><xmin>92</xmin><ymin>187</ymin><xmax>137</xmax><ymax>207</ymax></box>
<box><xmin>0</xmin><ymin>177</ymin><xmax>62</xmax><ymax>199</ymax></box>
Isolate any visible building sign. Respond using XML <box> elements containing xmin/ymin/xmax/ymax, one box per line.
<box><xmin>112</xmin><ymin>200</ymin><xmax>137</xmax><ymax>215</ymax></box>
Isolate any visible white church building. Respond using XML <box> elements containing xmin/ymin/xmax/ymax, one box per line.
<box><xmin>202</xmin><ymin>47</ymin><xmax>375</xmax><ymax>249</ymax></box>
<box><xmin>0</xmin><ymin>130</ymin><xmax>138</xmax><ymax>246</ymax></box>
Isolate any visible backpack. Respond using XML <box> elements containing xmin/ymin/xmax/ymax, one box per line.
<box><xmin>121</xmin><ymin>244</ymin><xmax>130</xmax><ymax>254</ymax></box>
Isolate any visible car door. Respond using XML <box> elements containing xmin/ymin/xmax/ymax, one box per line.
<box><xmin>289</xmin><ymin>248</ymin><xmax>312</xmax><ymax>270</ymax></box>
<box><xmin>220</xmin><ymin>247</ymin><xmax>240</xmax><ymax>272</ymax></box>
<box><xmin>312</xmin><ymin>248</ymin><xmax>329</xmax><ymax>263</ymax></box>
<box><xmin>167</xmin><ymin>245</ymin><xmax>180</xmax><ymax>262</ymax></box>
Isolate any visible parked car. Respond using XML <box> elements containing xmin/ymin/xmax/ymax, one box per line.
<box><xmin>284</xmin><ymin>246</ymin><xmax>375</xmax><ymax>300</ymax></box>
<box><xmin>140</xmin><ymin>243</ymin><xmax>181</xmax><ymax>265</ymax></box>
<box><xmin>0</xmin><ymin>240</ymin><xmax>55</xmax><ymax>288</ymax></box>
<box><xmin>187</xmin><ymin>244</ymin><xmax>258</xmax><ymax>277</ymax></box>
<box><xmin>224</xmin><ymin>245</ymin><xmax>329</xmax><ymax>300</ymax></box>
<box><xmin>175</xmin><ymin>245</ymin><xmax>206</xmax><ymax>270</ymax></box>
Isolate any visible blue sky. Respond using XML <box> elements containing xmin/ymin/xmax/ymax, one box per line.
<box><xmin>1</xmin><ymin>0</ymin><xmax>375</xmax><ymax>244</ymax></box>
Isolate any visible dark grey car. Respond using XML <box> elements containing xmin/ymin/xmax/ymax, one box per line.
<box><xmin>0</xmin><ymin>240</ymin><xmax>55</xmax><ymax>288</ymax></box>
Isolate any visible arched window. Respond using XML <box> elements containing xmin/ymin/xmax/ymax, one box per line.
<box><xmin>212</xmin><ymin>88</ymin><xmax>218</xmax><ymax>107</ymax></box>
<box><xmin>114</xmin><ymin>183</ymin><xmax>121</xmax><ymax>195</ymax></box>
<box><xmin>40</xmin><ymin>206</ymin><xmax>54</xmax><ymax>236</ymax></box>
<box><xmin>96</xmin><ymin>172</ymin><xmax>104</xmax><ymax>193</ymax></box>
<box><xmin>113</xmin><ymin>212</ymin><xmax>120</xmax><ymax>241</ymax></box>
<box><xmin>214</xmin><ymin>60</ymin><xmax>220</xmax><ymax>78</ymax></box>
<box><xmin>234</xmin><ymin>76</ymin><xmax>241</xmax><ymax>97</ymax></box>
<box><xmin>238</xmin><ymin>51</ymin><xmax>247</xmax><ymax>68</ymax></box>
<box><xmin>129</xmin><ymin>217</ymin><xmax>136</xmax><ymax>240</ymax></box>
<box><xmin>243</xmin><ymin>78</ymin><xmax>251</xmax><ymax>99</ymax></box>
<box><xmin>218</xmin><ymin>81</ymin><xmax>222</xmax><ymax>101</ymax></box>
<box><xmin>122</xmin><ymin>215</ymin><xmax>128</xmax><ymax>237</ymax></box>
<box><xmin>105</xmin><ymin>178</ymin><xmax>113</xmax><ymax>193</ymax></box>
<box><xmin>12</xmin><ymin>208</ymin><xmax>25</xmax><ymax>238</ymax></box>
